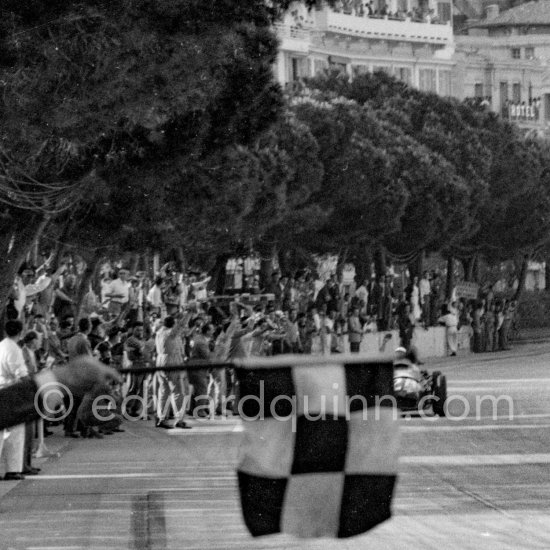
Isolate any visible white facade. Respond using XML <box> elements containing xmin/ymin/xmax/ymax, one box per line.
<box><xmin>454</xmin><ymin>2</ymin><xmax>550</xmax><ymax>138</ymax></box>
<box><xmin>454</xmin><ymin>34</ymin><xmax>550</xmax><ymax>135</ymax></box>
<box><xmin>275</xmin><ymin>2</ymin><xmax>455</xmax><ymax>97</ymax></box>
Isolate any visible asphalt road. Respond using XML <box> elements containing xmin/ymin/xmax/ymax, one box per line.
<box><xmin>2</xmin><ymin>343</ymin><xmax>550</xmax><ymax>550</ymax></box>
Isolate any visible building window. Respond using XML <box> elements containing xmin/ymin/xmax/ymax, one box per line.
<box><xmin>438</xmin><ymin>71</ymin><xmax>452</xmax><ymax>96</ymax></box>
<box><xmin>512</xmin><ymin>82</ymin><xmax>521</xmax><ymax>103</ymax></box>
<box><xmin>437</xmin><ymin>2</ymin><xmax>451</xmax><ymax>23</ymax></box>
<box><xmin>474</xmin><ymin>83</ymin><xmax>484</xmax><ymax>98</ymax></box>
<box><xmin>313</xmin><ymin>59</ymin><xmax>329</xmax><ymax>76</ymax></box>
<box><xmin>328</xmin><ymin>55</ymin><xmax>349</xmax><ymax>75</ymax></box>
<box><xmin>525</xmin><ymin>47</ymin><xmax>535</xmax><ymax>60</ymax></box>
<box><xmin>352</xmin><ymin>65</ymin><xmax>369</xmax><ymax>77</ymax></box>
<box><xmin>329</xmin><ymin>62</ymin><xmax>347</xmax><ymax>74</ymax></box>
<box><xmin>511</xmin><ymin>48</ymin><xmax>521</xmax><ymax>59</ymax></box>
<box><xmin>373</xmin><ymin>66</ymin><xmax>391</xmax><ymax>75</ymax></box>
<box><xmin>419</xmin><ymin>69</ymin><xmax>437</xmax><ymax>92</ymax></box>
<box><xmin>290</xmin><ymin>56</ymin><xmax>308</xmax><ymax>81</ymax></box>
<box><xmin>499</xmin><ymin>81</ymin><xmax>508</xmax><ymax>116</ymax></box>
<box><xmin>395</xmin><ymin>67</ymin><xmax>412</xmax><ymax>85</ymax></box>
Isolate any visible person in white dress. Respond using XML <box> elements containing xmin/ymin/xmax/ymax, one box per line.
<box><xmin>0</xmin><ymin>320</ymin><xmax>28</xmax><ymax>479</ymax></box>
<box><xmin>410</xmin><ymin>276</ymin><xmax>422</xmax><ymax>321</ymax></box>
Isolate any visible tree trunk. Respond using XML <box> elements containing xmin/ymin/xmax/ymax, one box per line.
<box><xmin>259</xmin><ymin>243</ymin><xmax>277</xmax><ymax>290</ymax></box>
<box><xmin>473</xmin><ymin>254</ymin><xmax>480</xmax><ymax>283</ymax></box>
<box><xmin>175</xmin><ymin>246</ymin><xmax>186</xmax><ymax>273</ymax></box>
<box><xmin>461</xmin><ymin>256</ymin><xmax>476</xmax><ymax>282</ymax></box>
<box><xmin>468</xmin><ymin>255</ymin><xmax>477</xmax><ymax>281</ymax></box>
<box><xmin>49</xmin><ymin>216</ymin><xmax>75</xmax><ymax>271</ymax></box>
<box><xmin>278</xmin><ymin>248</ymin><xmax>291</xmax><ymax>277</ymax></box>
<box><xmin>365</xmin><ymin>249</ymin><xmax>373</xmax><ymax>282</ymax></box>
<box><xmin>153</xmin><ymin>252</ymin><xmax>160</xmax><ymax>275</ymax></box>
<box><xmin>445</xmin><ymin>255</ymin><xmax>455</xmax><ymax>301</ymax></box>
<box><xmin>374</xmin><ymin>244</ymin><xmax>387</xmax><ymax>279</ymax></box>
<box><xmin>120</xmin><ymin>251</ymin><xmax>132</xmax><ymax>270</ymax></box>
<box><xmin>417</xmin><ymin>249</ymin><xmax>425</xmax><ymax>278</ymax></box>
<box><xmin>336</xmin><ymin>248</ymin><xmax>349</xmax><ymax>283</ymax></box>
<box><xmin>143</xmin><ymin>249</ymin><xmax>151</xmax><ymax>277</ymax></box>
<box><xmin>129</xmin><ymin>253</ymin><xmax>140</xmax><ymax>275</ymax></box>
<box><xmin>209</xmin><ymin>253</ymin><xmax>232</xmax><ymax>295</ymax></box>
<box><xmin>31</xmin><ymin>239</ymin><xmax>39</xmax><ymax>267</ymax></box>
<box><xmin>513</xmin><ymin>254</ymin><xmax>530</xmax><ymax>302</ymax></box>
<box><xmin>407</xmin><ymin>250</ymin><xmax>425</xmax><ymax>282</ymax></box>
<box><xmin>351</xmin><ymin>247</ymin><xmax>371</xmax><ymax>285</ymax></box>
<box><xmin>546</xmin><ymin>259</ymin><xmax>550</xmax><ymax>292</ymax></box>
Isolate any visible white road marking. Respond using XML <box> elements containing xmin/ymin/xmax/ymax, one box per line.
<box><xmin>167</xmin><ymin>424</ymin><xmax>243</xmax><ymax>434</ymax></box>
<box><xmin>445</xmin><ymin>413</ymin><xmax>550</xmax><ymax>421</ymax></box>
<box><xmin>402</xmin><ymin>423</ymin><xmax>550</xmax><ymax>432</ymax></box>
<box><xmin>449</xmin><ymin>378</ymin><xmax>550</xmax><ymax>385</ymax></box>
<box><xmin>449</xmin><ymin>386</ymin><xmax>550</xmax><ymax>393</ymax></box>
<box><xmin>27</xmin><ymin>452</ymin><xmax>550</xmax><ymax>479</ymax></box>
<box><xmin>402</xmin><ymin>453</ymin><xmax>550</xmax><ymax>466</ymax></box>
<box><xmin>163</xmin><ymin>416</ymin><xmax>550</xmax><ymax>433</ymax></box>
<box><xmin>31</xmin><ymin>474</ymin><xmax>237</xmax><ymax>480</ymax></box>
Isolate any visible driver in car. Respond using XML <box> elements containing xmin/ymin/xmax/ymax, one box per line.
<box><xmin>394</xmin><ymin>346</ymin><xmax>423</xmax><ymax>381</ymax></box>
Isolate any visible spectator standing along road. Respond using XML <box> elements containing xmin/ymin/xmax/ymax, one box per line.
<box><xmin>155</xmin><ymin>316</ymin><xmax>190</xmax><ymax>429</ymax></box>
<box><xmin>0</xmin><ymin>321</ymin><xmax>29</xmax><ymax>480</ymax></box>
<box><xmin>348</xmin><ymin>307</ymin><xmax>363</xmax><ymax>353</ymax></box>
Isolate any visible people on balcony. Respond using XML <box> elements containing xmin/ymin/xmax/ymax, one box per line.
<box><xmin>502</xmin><ymin>98</ymin><xmax>541</xmax><ymax>122</ymax></box>
<box><xmin>464</xmin><ymin>96</ymin><xmax>541</xmax><ymax>122</ymax></box>
<box><xmin>332</xmin><ymin>0</ymin><xmax>446</xmax><ymax>24</ymax></box>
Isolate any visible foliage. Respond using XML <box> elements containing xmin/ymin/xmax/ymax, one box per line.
<box><xmin>285</xmin><ymin>71</ymin><xmax>550</xmax><ymax>278</ymax></box>
<box><xmin>0</xmin><ymin>0</ymin><xmax>294</xmax><ymax>267</ymax></box>
<box><xmin>2</xmin><ymin>0</ymin><xmax>550</xmax><ymax>295</ymax></box>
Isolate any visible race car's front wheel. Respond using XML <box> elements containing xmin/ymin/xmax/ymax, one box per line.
<box><xmin>432</xmin><ymin>372</ymin><xmax>447</xmax><ymax>416</ymax></box>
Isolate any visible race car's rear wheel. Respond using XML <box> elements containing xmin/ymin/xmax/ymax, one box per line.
<box><xmin>432</xmin><ymin>372</ymin><xmax>447</xmax><ymax>417</ymax></box>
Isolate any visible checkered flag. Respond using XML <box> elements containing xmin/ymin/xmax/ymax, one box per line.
<box><xmin>235</xmin><ymin>354</ymin><xmax>400</xmax><ymax>539</ymax></box>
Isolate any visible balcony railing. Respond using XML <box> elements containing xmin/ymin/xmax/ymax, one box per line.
<box><xmin>274</xmin><ymin>23</ymin><xmax>311</xmax><ymax>42</ymax></box>
<box><xmin>318</xmin><ymin>9</ymin><xmax>453</xmax><ymax>44</ymax></box>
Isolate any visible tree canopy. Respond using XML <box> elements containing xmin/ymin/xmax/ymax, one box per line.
<box><xmin>276</xmin><ymin>71</ymin><xmax>550</xmax><ymax>279</ymax></box>
<box><xmin>1</xmin><ymin>1</ymin><xmax>550</xmax><ymax>298</ymax></box>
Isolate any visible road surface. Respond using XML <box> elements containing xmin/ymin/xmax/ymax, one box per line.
<box><xmin>1</xmin><ymin>343</ymin><xmax>550</xmax><ymax>549</ymax></box>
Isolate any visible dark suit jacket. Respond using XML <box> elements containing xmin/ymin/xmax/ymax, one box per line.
<box><xmin>0</xmin><ymin>377</ymin><xmax>39</xmax><ymax>430</ymax></box>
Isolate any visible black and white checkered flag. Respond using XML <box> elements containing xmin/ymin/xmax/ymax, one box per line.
<box><xmin>235</xmin><ymin>354</ymin><xmax>400</xmax><ymax>539</ymax></box>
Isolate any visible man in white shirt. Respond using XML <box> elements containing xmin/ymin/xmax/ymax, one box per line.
<box><xmin>100</xmin><ymin>271</ymin><xmax>113</xmax><ymax>309</ymax></box>
<box><xmin>147</xmin><ymin>276</ymin><xmax>164</xmax><ymax>316</ymax></box>
<box><xmin>180</xmin><ymin>274</ymin><xmax>190</xmax><ymax>309</ymax></box>
<box><xmin>192</xmin><ymin>274</ymin><xmax>211</xmax><ymax>302</ymax></box>
<box><xmin>155</xmin><ymin>316</ymin><xmax>190</xmax><ymax>429</ymax></box>
<box><xmin>105</xmin><ymin>269</ymin><xmax>131</xmax><ymax>315</ymax></box>
<box><xmin>354</xmin><ymin>278</ymin><xmax>369</xmax><ymax>315</ymax></box>
<box><xmin>0</xmin><ymin>320</ymin><xmax>28</xmax><ymax>479</ymax></box>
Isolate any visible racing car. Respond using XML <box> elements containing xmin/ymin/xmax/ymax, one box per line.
<box><xmin>393</xmin><ymin>352</ymin><xmax>447</xmax><ymax>416</ymax></box>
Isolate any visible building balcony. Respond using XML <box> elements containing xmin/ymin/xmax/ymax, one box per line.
<box><xmin>276</xmin><ymin>7</ymin><xmax>454</xmax><ymax>51</ymax></box>
<box><xmin>274</xmin><ymin>23</ymin><xmax>313</xmax><ymax>53</ymax></box>
<box><xmin>316</xmin><ymin>8</ymin><xmax>453</xmax><ymax>46</ymax></box>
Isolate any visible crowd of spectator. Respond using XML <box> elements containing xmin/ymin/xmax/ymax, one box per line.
<box><xmin>332</xmin><ymin>0</ymin><xmax>444</xmax><ymax>24</ymax></box>
<box><xmin>464</xmin><ymin>96</ymin><xmax>492</xmax><ymax>110</ymax></box>
<box><xmin>0</xmin><ymin>257</ymin><xmax>518</xmax><ymax>479</ymax></box>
